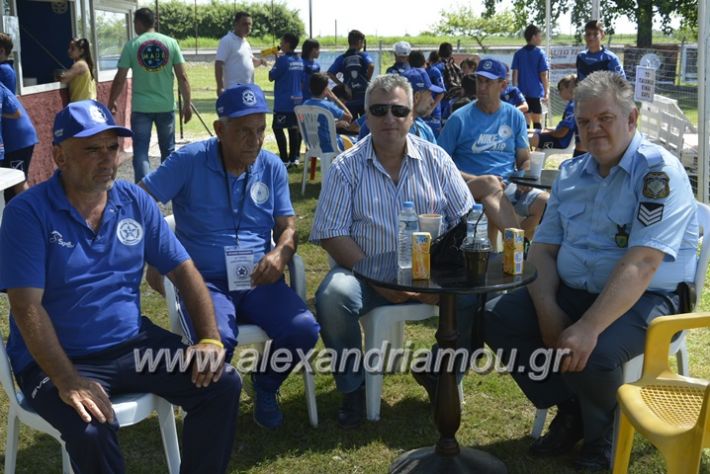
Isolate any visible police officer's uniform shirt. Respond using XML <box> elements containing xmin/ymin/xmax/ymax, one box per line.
<box><xmin>0</xmin><ymin>175</ymin><xmax>189</xmax><ymax>373</ymax></box>
<box><xmin>534</xmin><ymin>132</ymin><xmax>698</xmax><ymax>293</ymax></box>
<box><xmin>576</xmin><ymin>47</ymin><xmax>626</xmax><ymax>81</ymax></box>
<box><xmin>438</xmin><ymin>100</ymin><xmax>528</xmax><ymax>178</ymax></box>
<box><xmin>269</xmin><ymin>52</ymin><xmax>304</xmax><ymax>113</ymax></box>
<box><xmin>142</xmin><ymin>138</ymin><xmax>295</xmax><ymax>281</ymax></box>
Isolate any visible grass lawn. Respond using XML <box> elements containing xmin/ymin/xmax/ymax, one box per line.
<box><xmin>1</xmin><ymin>62</ymin><xmax>710</xmax><ymax>473</ymax></box>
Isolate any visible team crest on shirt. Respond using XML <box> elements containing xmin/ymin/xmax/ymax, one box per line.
<box><xmin>642</xmin><ymin>172</ymin><xmax>670</xmax><ymax>199</ymax></box>
<box><xmin>117</xmin><ymin>218</ymin><xmax>143</xmax><ymax>246</ymax></box>
<box><xmin>137</xmin><ymin>40</ymin><xmax>170</xmax><ymax>72</ymax></box>
<box><xmin>242</xmin><ymin>89</ymin><xmax>257</xmax><ymax>106</ymax></box>
<box><xmin>250</xmin><ymin>181</ymin><xmax>269</xmax><ymax>205</ymax></box>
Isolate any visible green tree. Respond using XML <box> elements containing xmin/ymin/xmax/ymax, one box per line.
<box><xmin>432</xmin><ymin>6</ymin><xmax>519</xmax><ymax>51</ymax></box>
<box><xmin>484</xmin><ymin>0</ymin><xmax>697</xmax><ymax>47</ymax></box>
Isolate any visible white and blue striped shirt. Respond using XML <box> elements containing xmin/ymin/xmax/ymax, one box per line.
<box><xmin>310</xmin><ymin>133</ymin><xmax>474</xmax><ymax>257</ymax></box>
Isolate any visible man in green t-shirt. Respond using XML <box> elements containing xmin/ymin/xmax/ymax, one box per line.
<box><xmin>108</xmin><ymin>7</ymin><xmax>192</xmax><ymax>183</ymax></box>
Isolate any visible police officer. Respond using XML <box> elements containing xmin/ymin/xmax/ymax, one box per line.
<box><xmin>327</xmin><ymin>30</ymin><xmax>374</xmax><ymax>118</ymax></box>
<box><xmin>484</xmin><ymin>71</ymin><xmax>698</xmax><ymax>471</ymax></box>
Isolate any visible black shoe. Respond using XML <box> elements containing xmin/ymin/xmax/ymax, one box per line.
<box><xmin>337</xmin><ymin>384</ymin><xmax>365</xmax><ymax>429</ymax></box>
<box><xmin>529</xmin><ymin>400</ymin><xmax>584</xmax><ymax>457</ymax></box>
<box><xmin>411</xmin><ymin>370</ymin><xmax>437</xmax><ymax>405</ymax></box>
<box><xmin>573</xmin><ymin>440</ymin><xmax>612</xmax><ymax>471</ymax></box>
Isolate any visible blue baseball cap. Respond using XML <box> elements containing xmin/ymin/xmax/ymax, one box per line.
<box><xmin>402</xmin><ymin>68</ymin><xmax>444</xmax><ymax>95</ymax></box>
<box><xmin>53</xmin><ymin>100</ymin><xmax>132</xmax><ymax>145</ymax></box>
<box><xmin>216</xmin><ymin>84</ymin><xmax>269</xmax><ymax>119</ymax></box>
<box><xmin>475</xmin><ymin>58</ymin><xmax>507</xmax><ymax>80</ymax></box>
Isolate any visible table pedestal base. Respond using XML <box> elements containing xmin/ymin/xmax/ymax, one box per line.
<box><xmin>390</xmin><ymin>446</ymin><xmax>507</xmax><ymax>473</ymax></box>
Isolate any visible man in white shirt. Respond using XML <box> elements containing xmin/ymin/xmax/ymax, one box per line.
<box><xmin>214</xmin><ymin>11</ymin><xmax>267</xmax><ymax>96</ymax></box>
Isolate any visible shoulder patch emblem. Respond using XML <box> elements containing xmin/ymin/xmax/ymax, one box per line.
<box><xmin>642</xmin><ymin>171</ymin><xmax>670</xmax><ymax>199</ymax></box>
<box><xmin>637</xmin><ymin>202</ymin><xmax>664</xmax><ymax>227</ymax></box>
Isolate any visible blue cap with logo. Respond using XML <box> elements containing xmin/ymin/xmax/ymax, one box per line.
<box><xmin>216</xmin><ymin>84</ymin><xmax>270</xmax><ymax>119</ymax></box>
<box><xmin>402</xmin><ymin>68</ymin><xmax>444</xmax><ymax>95</ymax></box>
<box><xmin>53</xmin><ymin>100</ymin><xmax>132</xmax><ymax>145</ymax></box>
<box><xmin>475</xmin><ymin>58</ymin><xmax>507</xmax><ymax>80</ymax></box>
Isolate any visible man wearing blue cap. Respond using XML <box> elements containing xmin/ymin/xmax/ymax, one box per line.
<box><xmin>141</xmin><ymin>84</ymin><xmax>320</xmax><ymax>430</ymax></box>
<box><xmin>438</xmin><ymin>57</ymin><xmax>548</xmax><ymax>240</ymax></box>
<box><xmin>0</xmin><ymin>99</ymin><xmax>240</xmax><ymax>473</ymax></box>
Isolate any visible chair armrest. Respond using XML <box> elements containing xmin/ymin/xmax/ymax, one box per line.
<box><xmin>288</xmin><ymin>254</ymin><xmax>307</xmax><ymax>302</ymax></box>
<box><xmin>643</xmin><ymin>312</ymin><xmax>710</xmax><ymax>376</ymax></box>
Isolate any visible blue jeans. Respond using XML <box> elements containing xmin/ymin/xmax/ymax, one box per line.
<box><xmin>315</xmin><ymin>265</ymin><xmax>478</xmax><ymax>394</ymax></box>
<box><xmin>131</xmin><ymin>111</ymin><xmax>175</xmax><ymax>183</ymax></box>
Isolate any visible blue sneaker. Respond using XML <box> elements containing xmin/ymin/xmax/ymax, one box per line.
<box><xmin>249</xmin><ymin>374</ymin><xmax>283</xmax><ymax>429</ymax></box>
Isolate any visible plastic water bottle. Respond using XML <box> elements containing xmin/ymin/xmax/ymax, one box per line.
<box><xmin>397</xmin><ymin>201</ymin><xmax>419</xmax><ymax>269</ymax></box>
<box><xmin>465</xmin><ymin>204</ymin><xmax>491</xmax><ymax>249</ymax></box>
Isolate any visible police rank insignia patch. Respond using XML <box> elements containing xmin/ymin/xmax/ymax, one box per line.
<box><xmin>642</xmin><ymin>172</ymin><xmax>670</xmax><ymax>199</ymax></box>
<box><xmin>638</xmin><ymin>202</ymin><xmax>664</xmax><ymax>226</ymax></box>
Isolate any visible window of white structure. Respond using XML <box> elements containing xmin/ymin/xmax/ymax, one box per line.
<box><xmin>94</xmin><ymin>3</ymin><xmax>132</xmax><ymax>82</ymax></box>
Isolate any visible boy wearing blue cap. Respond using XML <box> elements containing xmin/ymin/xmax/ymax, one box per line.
<box><xmin>141</xmin><ymin>84</ymin><xmax>320</xmax><ymax>430</ymax></box>
<box><xmin>0</xmin><ymin>100</ymin><xmax>240</xmax><ymax>473</ymax></box>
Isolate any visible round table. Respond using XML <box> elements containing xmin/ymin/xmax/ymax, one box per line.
<box><xmin>508</xmin><ymin>169</ymin><xmax>560</xmax><ymax>190</ymax></box>
<box><xmin>353</xmin><ymin>252</ymin><xmax>537</xmax><ymax>473</ymax></box>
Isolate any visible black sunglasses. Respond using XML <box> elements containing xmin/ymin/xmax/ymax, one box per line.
<box><xmin>368</xmin><ymin>104</ymin><xmax>411</xmax><ymax>118</ymax></box>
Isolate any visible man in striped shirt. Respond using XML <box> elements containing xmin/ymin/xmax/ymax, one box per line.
<box><xmin>310</xmin><ymin>74</ymin><xmax>475</xmax><ymax>428</ymax></box>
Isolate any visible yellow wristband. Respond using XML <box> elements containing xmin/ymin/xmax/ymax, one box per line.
<box><xmin>197</xmin><ymin>338</ymin><xmax>224</xmax><ymax>349</ymax></box>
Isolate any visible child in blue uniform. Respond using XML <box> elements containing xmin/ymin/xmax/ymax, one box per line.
<box><xmin>576</xmin><ymin>20</ymin><xmax>626</xmax><ymax>81</ymax></box>
<box><xmin>529</xmin><ymin>75</ymin><xmax>584</xmax><ymax>155</ymax></box>
<box><xmin>303</xmin><ymin>72</ymin><xmax>353</xmax><ymax>152</ymax></box>
<box><xmin>327</xmin><ymin>30</ymin><xmax>374</xmax><ymax>118</ymax></box>
<box><xmin>512</xmin><ymin>24</ymin><xmax>549</xmax><ymax>129</ymax></box>
<box><xmin>301</xmin><ymin>38</ymin><xmax>320</xmax><ymax>100</ymax></box>
<box><xmin>269</xmin><ymin>32</ymin><xmax>304</xmax><ymax>166</ymax></box>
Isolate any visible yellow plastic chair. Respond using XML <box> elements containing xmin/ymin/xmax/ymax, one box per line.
<box><xmin>613</xmin><ymin>312</ymin><xmax>710</xmax><ymax>474</ymax></box>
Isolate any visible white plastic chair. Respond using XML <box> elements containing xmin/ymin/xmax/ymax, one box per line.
<box><xmin>162</xmin><ymin>215</ymin><xmax>318</xmax><ymax>427</ymax></box>
<box><xmin>530</xmin><ymin>202</ymin><xmax>710</xmax><ymax>440</ymax></box>
<box><xmin>294</xmin><ymin>105</ymin><xmax>340</xmax><ymax>196</ymax></box>
<box><xmin>1</xmin><ymin>327</ymin><xmax>181</xmax><ymax>474</ymax></box>
<box><xmin>360</xmin><ymin>304</ymin><xmax>440</xmax><ymax>421</ymax></box>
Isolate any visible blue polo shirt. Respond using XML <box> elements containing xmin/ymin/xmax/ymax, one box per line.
<box><xmin>302</xmin><ymin>58</ymin><xmax>321</xmax><ymax>100</ymax></box>
<box><xmin>576</xmin><ymin>47</ymin><xmax>626</xmax><ymax>81</ymax></box>
<box><xmin>303</xmin><ymin>97</ymin><xmax>345</xmax><ymax>152</ymax></box>
<box><xmin>0</xmin><ymin>82</ymin><xmax>19</xmax><ymax>160</ymax></box>
<box><xmin>2</xmin><ymin>91</ymin><xmax>38</xmax><ymax>153</ymax></box>
<box><xmin>501</xmin><ymin>85</ymin><xmax>526</xmax><ymax>107</ymax></box>
<box><xmin>511</xmin><ymin>44</ymin><xmax>549</xmax><ymax>98</ymax></box>
<box><xmin>142</xmin><ymin>138</ymin><xmax>295</xmax><ymax>281</ymax></box>
<box><xmin>535</xmin><ymin>132</ymin><xmax>698</xmax><ymax>293</ymax></box>
<box><xmin>0</xmin><ymin>60</ymin><xmax>16</xmax><ymax>93</ymax></box>
<box><xmin>269</xmin><ymin>52</ymin><xmax>304</xmax><ymax>113</ymax></box>
<box><xmin>438</xmin><ymin>100</ymin><xmax>528</xmax><ymax>177</ymax></box>
<box><xmin>0</xmin><ymin>174</ymin><xmax>189</xmax><ymax>373</ymax></box>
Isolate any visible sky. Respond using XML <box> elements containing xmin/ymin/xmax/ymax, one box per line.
<box><xmin>279</xmin><ymin>0</ymin><xmax>635</xmax><ymax>38</ymax></box>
